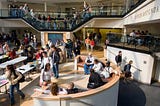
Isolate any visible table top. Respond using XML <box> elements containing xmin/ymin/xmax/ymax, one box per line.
<box><xmin>0</xmin><ymin>55</ymin><xmax>8</xmax><ymax>60</ymax></box>
<box><xmin>16</xmin><ymin>50</ymin><xmax>23</xmax><ymax>55</ymax></box>
<box><xmin>0</xmin><ymin>79</ymin><xmax>8</xmax><ymax>87</ymax></box>
<box><xmin>0</xmin><ymin>56</ymin><xmax>27</xmax><ymax>69</ymax></box>
<box><xmin>16</xmin><ymin>63</ymin><xmax>36</xmax><ymax>74</ymax></box>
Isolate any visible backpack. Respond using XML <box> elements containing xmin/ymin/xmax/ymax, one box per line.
<box><xmin>13</xmin><ymin>71</ymin><xmax>25</xmax><ymax>83</ymax></box>
<box><xmin>115</xmin><ymin>55</ymin><xmax>118</xmax><ymax>63</ymax></box>
<box><xmin>124</xmin><ymin>65</ymin><xmax>127</xmax><ymax>72</ymax></box>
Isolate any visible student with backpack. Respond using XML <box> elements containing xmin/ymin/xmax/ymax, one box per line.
<box><xmin>123</xmin><ymin>60</ymin><xmax>133</xmax><ymax>82</ymax></box>
<box><xmin>0</xmin><ymin>65</ymin><xmax>25</xmax><ymax>106</ymax></box>
<box><xmin>115</xmin><ymin>51</ymin><xmax>122</xmax><ymax>66</ymax></box>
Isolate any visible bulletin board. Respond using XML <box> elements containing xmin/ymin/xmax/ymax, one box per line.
<box><xmin>48</xmin><ymin>33</ymin><xmax>63</xmax><ymax>44</ymax></box>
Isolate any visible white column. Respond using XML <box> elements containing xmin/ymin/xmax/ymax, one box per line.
<box><xmin>44</xmin><ymin>2</ymin><xmax>47</xmax><ymax>12</ymax></box>
<box><xmin>0</xmin><ymin>2</ymin><xmax>2</xmax><ymax>9</ymax></box>
<box><xmin>83</xmin><ymin>28</ymin><xmax>86</xmax><ymax>40</ymax></box>
<box><xmin>41</xmin><ymin>32</ymin><xmax>45</xmax><ymax>48</ymax></box>
<box><xmin>125</xmin><ymin>0</ymin><xmax>130</xmax><ymax>12</ymax></box>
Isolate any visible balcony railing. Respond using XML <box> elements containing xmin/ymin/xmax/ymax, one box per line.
<box><xmin>107</xmin><ymin>34</ymin><xmax>160</xmax><ymax>53</ymax></box>
<box><xmin>0</xmin><ymin>0</ymin><xmax>146</xmax><ymax>31</ymax></box>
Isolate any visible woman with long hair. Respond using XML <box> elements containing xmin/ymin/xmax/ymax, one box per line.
<box><xmin>4</xmin><ymin>65</ymin><xmax>25</xmax><ymax>105</ymax></box>
<box><xmin>40</xmin><ymin>63</ymin><xmax>53</xmax><ymax>86</ymax></box>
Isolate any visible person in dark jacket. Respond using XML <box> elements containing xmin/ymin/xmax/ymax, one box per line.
<box><xmin>115</xmin><ymin>51</ymin><xmax>122</xmax><ymax>66</ymax></box>
<box><xmin>66</xmin><ymin>82</ymin><xmax>79</xmax><ymax>94</ymax></box>
<box><xmin>51</xmin><ymin>45</ymin><xmax>60</xmax><ymax>79</ymax></box>
<box><xmin>87</xmin><ymin>69</ymin><xmax>105</xmax><ymax>89</ymax></box>
<box><xmin>124</xmin><ymin>60</ymin><xmax>133</xmax><ymax>79</ymax></box>
<box><xmin>73</xmin><ymin>41</ymin><xmax>81</xmax><ymax>56</ymax></box>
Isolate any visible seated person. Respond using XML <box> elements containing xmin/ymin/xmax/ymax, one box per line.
<box><xmin>40</xmin><ymin>63</ymin><xmax>53</xmax><ymax>86</ymax></box>
<box><xmin>35</xmin><ymin>50</ymin><xmax>42</xmax><ymax>60</ymax></box>
<box><xmin>34</xmin><ymin>82</ymin><xmax>67</xmax><ymax>95</ymax></box>
<box><xmin>0</xmin><ymin>44</ymin><xmax>4</xmax><ymax>55</ymax></box>
<box><xmin>102</xmin><ymin>61</ymin><xmax>114</xmax><ymax>75</ymax></box>
<box><xmin>3</xmin><ymin>42</ymin><xmax>10</xmax><ymax>53</ymax></box>
<box><xmin>9</xmin><ymin>48</ymin><xmax>17</xmax><ymax>59</ymax></box>
<box><xmin>87</xmin><ymin>69</ymin><xmax>105</xmax><ymax>89</ymax></box>
<box><xmin>101</xmin><ymin>61</ymin><xmax>118</xmax><ymax>82</ymax></box>
<box><xmin>84</xmin><ymin>52</ymin><xmax>94</xmax><ymax>75</ymax></box>
<box><xmin>25</xmin><ymin>51</ymin><xmax>35</xmax><ymax>63</ymax></box>
<box><xmin>92</xmin><ymin>59</ymin><xmax>103</xmax><ymax>74</ymax></box>
<box><xmin>66</xmin><ymin>82</ymin><xmax>79</xmax><ymax>94</ymax></box>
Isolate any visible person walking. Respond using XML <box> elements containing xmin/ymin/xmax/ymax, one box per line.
<box><xmin>123</xmin><ymin>60</ymin><xmax>133</xmax><ymax>83</ymax></box>
<box><xmin>0</xmin><ymin>65</ymin><xmax>25</xmax><ymax>106</ymax></box>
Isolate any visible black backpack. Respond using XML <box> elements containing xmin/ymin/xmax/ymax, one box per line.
<box><xmin>115</xmin><ymin>55</ymin><xmax>118</xmax><ymax>63</ymax></box>
<box><xmin>124</xmin><ymin>65</ymin><xmax>127</xmax><ymax>72</ymax></box>
<box><xmin>13</xmin><ymin>71</ymin><xmax>25</xmax><ymax>83</ymax></box>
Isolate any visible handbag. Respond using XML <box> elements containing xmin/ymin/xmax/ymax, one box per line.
<box><xmin>87</xmin><ymin>83</ymin><xmax>95</xmax><ymax>89</ymax></box>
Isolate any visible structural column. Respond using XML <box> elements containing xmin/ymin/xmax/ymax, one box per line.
<box><xmin>44</xmin><ymin>2</ymin><xmax>47</xmax><ymax>12</ymax></box>
<box><xmin>125</xmin><ymin>0</ymin><xmax>130</xmax><ymax>12</ymax></box>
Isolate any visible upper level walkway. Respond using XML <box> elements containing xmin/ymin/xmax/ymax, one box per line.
<box><xmin>0</xmin><ymin>0</ymin><xmax>146</xmax><ymax>32</ymax></box>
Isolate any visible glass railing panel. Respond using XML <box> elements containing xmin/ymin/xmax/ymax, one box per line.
<box><xmin>107</xmin><ymin>34</ymin><xmax>160</xmax><ymax>53</ymax></box>
<box><xmin>0</xmin><ymin>0</ymin><xmax>146</xmax><ymax>31</ymax></box>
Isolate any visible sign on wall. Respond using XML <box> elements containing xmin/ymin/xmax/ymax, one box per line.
<box><xmin>48</xmin><ymin>33</ymin><xmax>63</xmax><ymax>44</ymax></box>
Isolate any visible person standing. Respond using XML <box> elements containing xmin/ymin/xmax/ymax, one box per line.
<box><xmin>115</xmin><ymin>51</ymin><xmax>122</xmax><ymax>66</ymax></box>
<box><xmin>33</xmin><ymin>35</ymin><xmax>37</xmax><ymax>49</ymax></box>
<box><xmin>85</xmin><ymin>37</ymin><xmax>90</xmax><ymax>52</ymax></box>
<box><xmin>73</xmin><ymin>41</ymin><xmax>81</xmax><ymax>57</ymax></box>
<box><xmin>51</xmin><ymin>45</ymin><xmax>60</xmax><ymax>79</ymax></box>
<box><xmin>0</xmin><ymin>65</ymin><xmax>25</xmax><ymax>106</ymax></box>
<box><xmin>123</xmin><ymin>60</ymin><xmax>133</xmax><ymax>81</ymax></box>
<box><xmin>90</xmin><ymin>39</ymin><xmax>95</xmax><ymax>52</ymax></box>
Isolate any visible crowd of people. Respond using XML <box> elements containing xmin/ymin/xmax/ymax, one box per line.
<box><xmin>127</xmin><ymin>30</ymin><xmax>152</xmax><ymax>46</ymax></box>
<box><xmin>85</xmin><ymin>32</ymin><xmax>102</xmax><ymax>51</ymax></box>
<box><xmin>8</xmin><ymin>3</ymin><xmax>33</xmax><ymax>18</ymax></box>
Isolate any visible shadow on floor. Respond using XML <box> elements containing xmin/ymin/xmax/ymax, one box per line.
<box><xmin>0</xmin><ymin>93</ymin><xmax>20</xmax><ymax>106</ymax></box>
<box><xmin>118</xmin><ymin>79</ymin><xmax>146</xmax><ymax>106</ymax></box>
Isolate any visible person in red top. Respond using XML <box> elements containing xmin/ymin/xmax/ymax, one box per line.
<box><xmin>24</xmin><ymin>36</ymin><xmax>28</xmax><ymax>45</ymax></box>
<box><xmin>9</xmin><ymin>48</ymin><xmax>17</xmax><ymax>59</ymax></box>
<box><xmin>90</xmin><ymin>39</ymin><xmax>95</xmax><ymax>52</ymax></box>
<box><xmin>47</xmin><ymin>15</ymin><xmax>51</xmax><ymax>28</ymax></box>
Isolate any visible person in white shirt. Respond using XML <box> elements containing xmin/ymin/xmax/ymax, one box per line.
<box><xmin>3</xmin><ymin>42</ymin><xmax>10</xmax><ymax>53</ymax></box>
<box><xmin>40</xmin><ymin>52</ymin><xmax>52</xmax><ymax>70</ymax></box>
<box><xmin>92</xmin><ymin>59</ymin><xmax>103</xmax><ymax>74</ymax></box>
<box><xmin>101</xmin><ymin>61</ymin><xmax>113</xmax><ymax>79</ymax></box>
<box><xmin>129</xmin><ymin>30</ymin><xmax>136</xmax><ymax>44</ymax></box>
<box><xmin>40</xmin><ymin>63</ymin><xmax>53</xmax><ymax>86</ymax></box>
<box><xmin>84</xmin><ymin>52</ymin><xmax>94</xmax><ymax>75</ymax></box>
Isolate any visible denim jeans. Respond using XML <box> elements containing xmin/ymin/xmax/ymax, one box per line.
<box><xmin>9</xmin><ymin>83</ymin><xmax>25</xmax><ymax>105</ymax></box>
<box><xmin>67</xmin><ymin>48</ymin><xmax>73</xmax><ymax>59</ymax></box>
<box><xmin>52</xmin><ymin>63</ymin><xmax>59</xmax><ymax>78</ymax></box>
<box><xmin>84</xmin><ymin>64</ymin><xmax>94</xmax><ymax>74</ymax></box>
